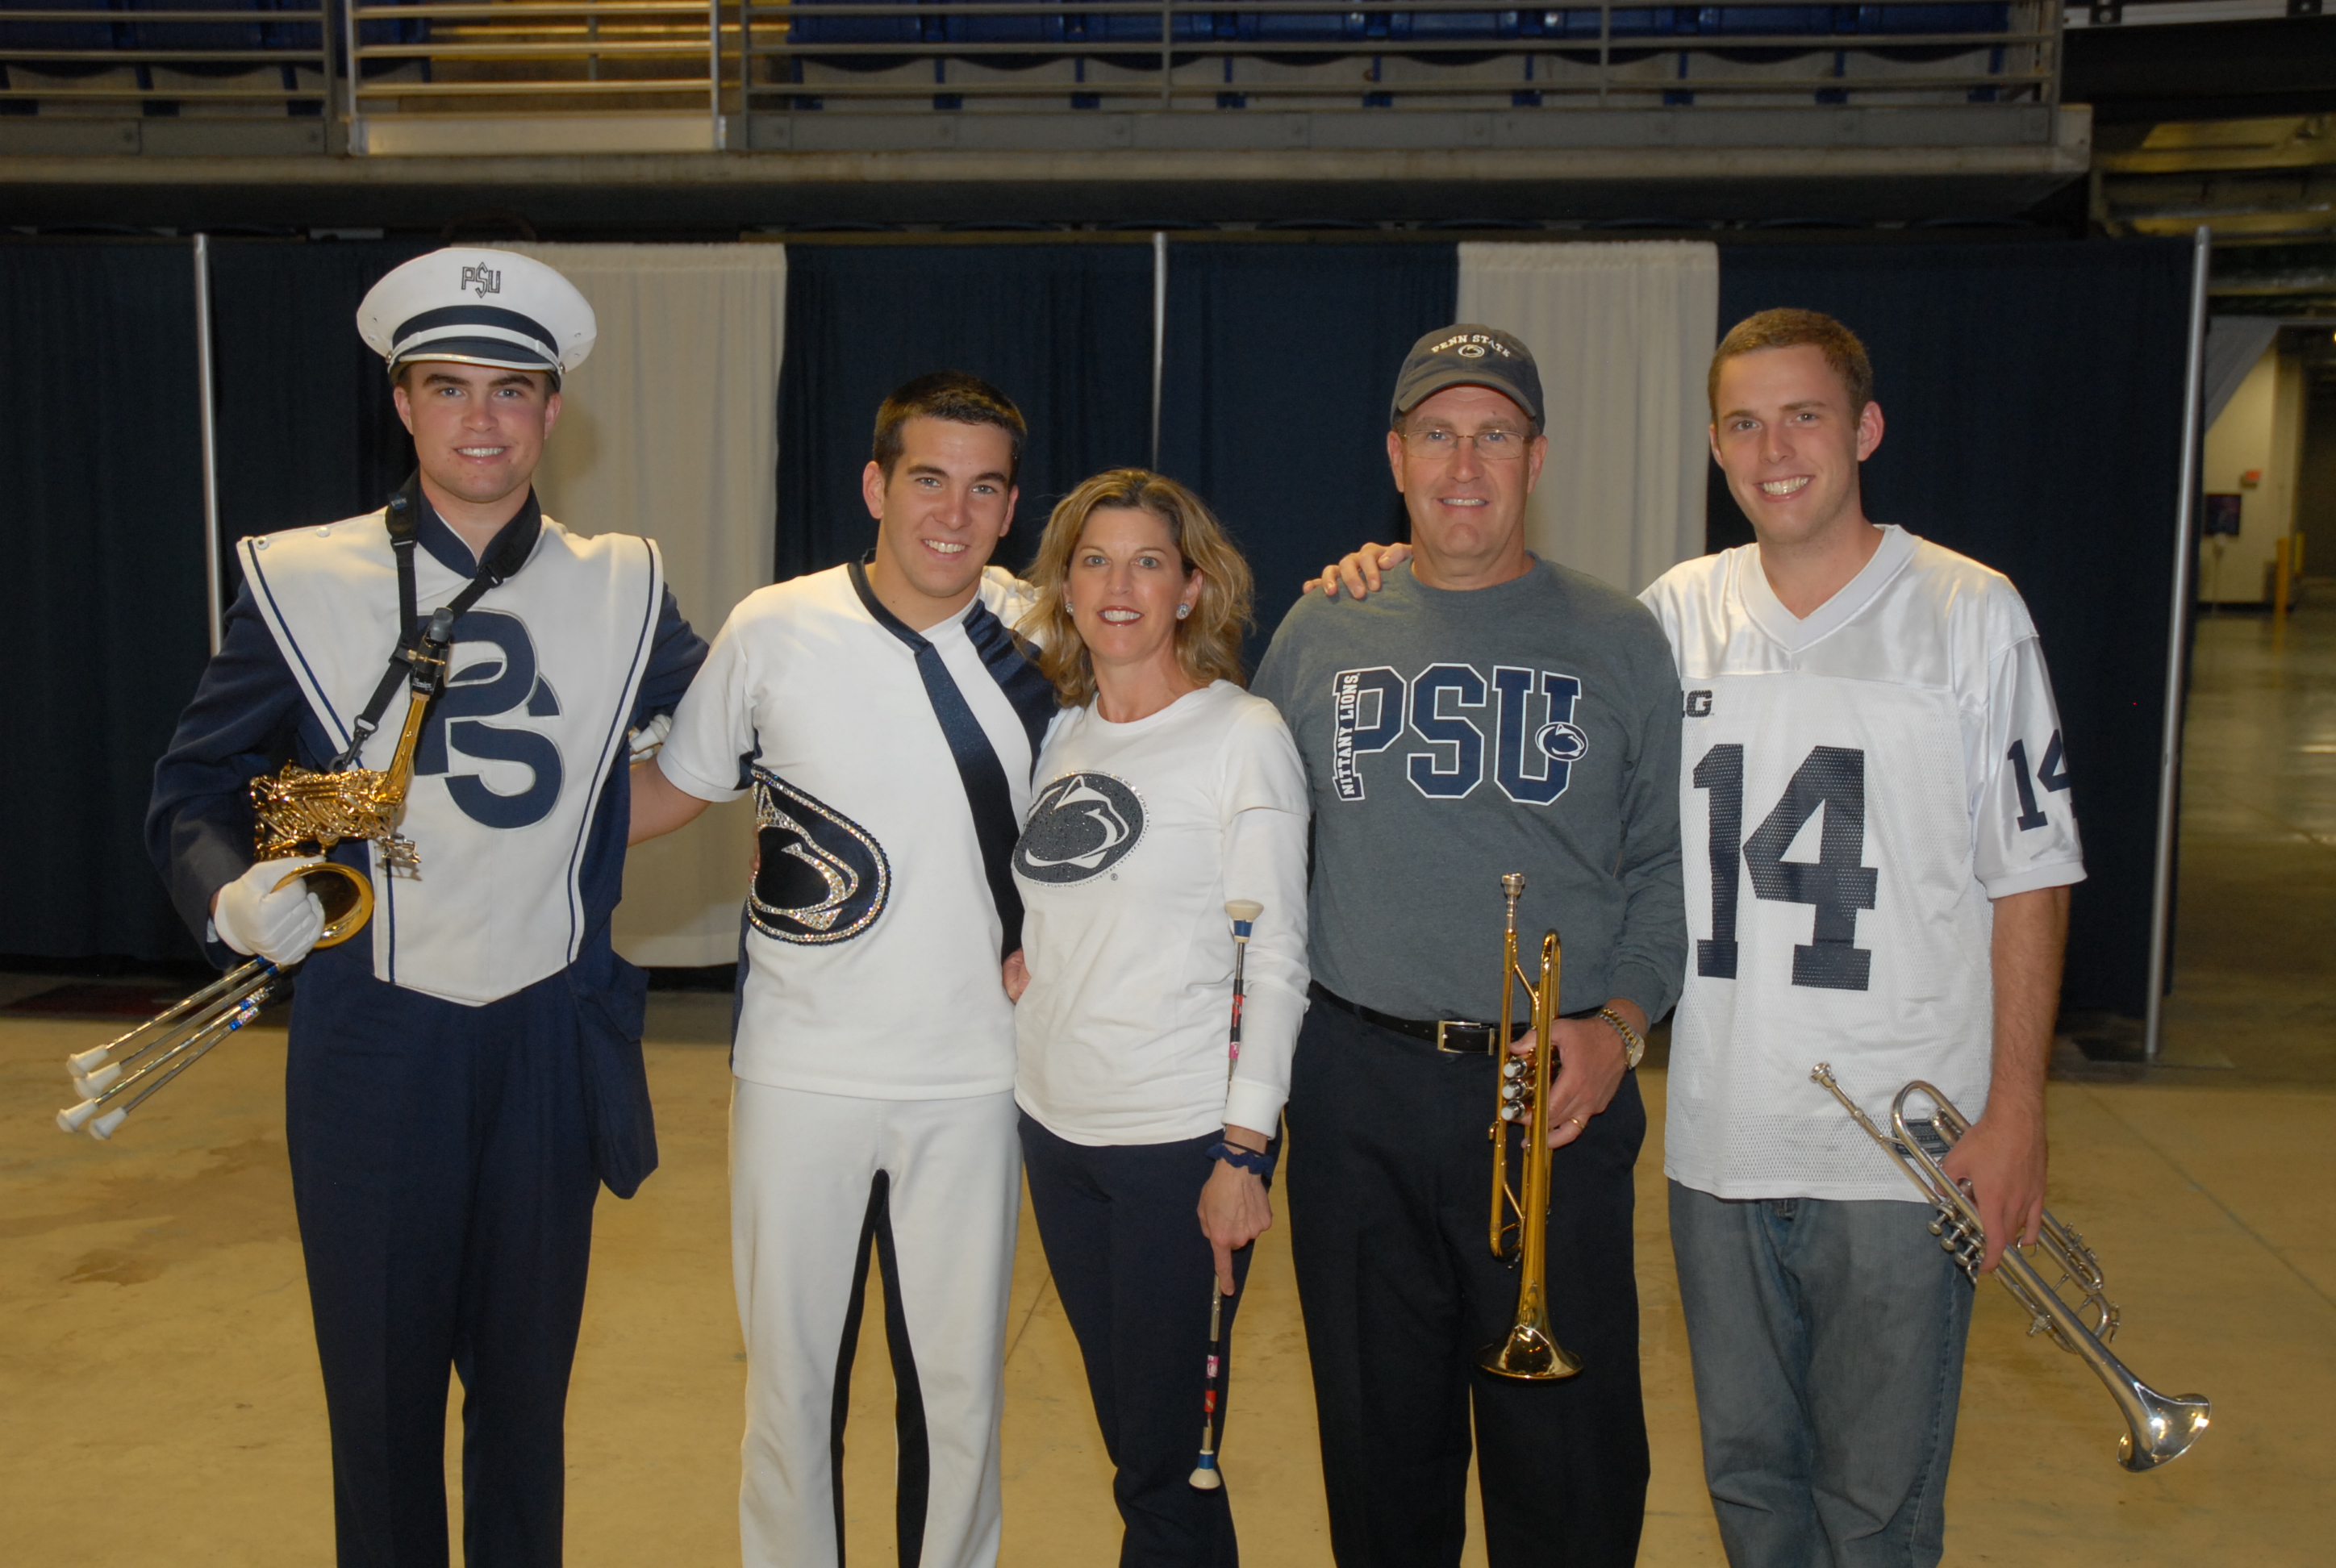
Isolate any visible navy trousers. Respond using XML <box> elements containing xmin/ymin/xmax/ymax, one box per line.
<box><xmin>1019</xmin><ymin>1114</ymin><xmax>1268</xmax><ymax>1568</ymax></box>
<box><xmin>1285</xmin><ymin>1001</ymin><xmax>1650</xmax><ymax>1568</ymax></box>
<box><xmin>286</xmin><ymin>950</ymin><xmax>601</xmax><ymax>1568</ymax></box>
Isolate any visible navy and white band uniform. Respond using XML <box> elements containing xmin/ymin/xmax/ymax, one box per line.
<box><xmin>145</xmin><ymin>248</ymin><xmax>707</xmax><ymax>1566</ymax></box>
<box><xmin>1252</xmin><ymin>326</ymin><xmax>1686</xmax><ymax>1568</ymax></box>
<box><xmin>1005</xmin><ymin>469</ymin><xmax>1310</xmax><ymax>1566</ymax></box>
<box><xmin>1638</xmin><ymin>311</ymin><xmax>2084</xmax><ymax>1568</ymax></box>
<box><xmin>643</xmin><ymin>373</ymin><xmax>1054</xmax><ymax>1568</ymax></box>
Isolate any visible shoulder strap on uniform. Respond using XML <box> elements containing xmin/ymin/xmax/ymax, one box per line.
<box><xmin>330</xmin><ymin>472</ymin><xmax>543</xmax><ymax>773</ymax></box>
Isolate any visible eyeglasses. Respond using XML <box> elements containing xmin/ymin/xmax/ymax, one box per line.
<box><xmin>1400</xmin><ymin>425</ymin><xmax>1531</xmax><ymax>464</ymax></box>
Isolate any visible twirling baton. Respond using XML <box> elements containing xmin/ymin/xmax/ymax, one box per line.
<box><xmin>1191</xmin><ymin>897</ymin><xmax>1262</xmax><ymax>1492</ymax></box>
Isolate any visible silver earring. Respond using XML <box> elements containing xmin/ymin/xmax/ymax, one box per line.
<box><xmin>1062</xmin><ymin>598</ymin><xmax>1072</xmax><ymax>612</ymax></box>
<box><xmin>1176</xmin><ymin>603</ymin><xmax>1191</xmax><ymax>619</ymax></box>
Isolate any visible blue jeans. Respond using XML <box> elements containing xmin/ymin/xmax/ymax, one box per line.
<box><xmin>1668</xmin><ymin>1181</ymin><xmax>1974</xmax><ymax>1568</ymax></box>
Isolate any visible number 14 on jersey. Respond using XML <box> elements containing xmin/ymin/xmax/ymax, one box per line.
<box><xmin>1692</xmin><ymin>733</ymin><xmax>2070</xmax><ymax>994</ymax></box>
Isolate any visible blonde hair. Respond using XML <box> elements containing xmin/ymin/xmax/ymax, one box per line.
<box><xmin>1709</xmin><ymin>307</ymin><xmax>1874</xmax><ymax>416</ymax></box>
<box><xmin>1023</xmin><ymin>469</ymin><xmax>1254</xmax><ymax>709</ymax></box>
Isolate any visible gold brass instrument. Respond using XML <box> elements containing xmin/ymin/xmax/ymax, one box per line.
<box><xmin>56</xmin><ymin>613</ymin><xmax>453</xmax><ymax>1141</ymax></box>
<box><xmin>1481</xmin><ymin>872</ymin><xmax>1583</xmax><ymax>1382</ymax></box>
<box><xmin>1811</xmin><ymin>1065</ymin><xmax>2211</xmax><ymax>1471</ymax></box>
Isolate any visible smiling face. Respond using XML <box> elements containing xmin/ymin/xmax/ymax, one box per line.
<box><xmin>861</xmin><ymin>414</ymin><xmax>1020</xmax><ymax>628</ymax></box>
<box><xmin>392</xmin><ymin>360</ymin><xmax>559</xmax><ymax>515</ymax></box>
<box><xmin>1066</xmin><ymin>505</ymin><xmax>1200</xmax><ymax>682</ymax></box>
<box><xmin>1708</xmin><ymin>342</ymin><xmax>1884</xmax><ymax>553</ymax></box>
<box><xmin>1386</xmin><ymin>383</ymin><xmax>1547</xmax><ymax>587</ymax></box>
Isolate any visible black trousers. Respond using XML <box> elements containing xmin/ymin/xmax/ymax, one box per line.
<box><xmin>1020</xmin><ymin>1113</ymin><xmax>1270</xmax><ymax>1568</ymax></box>
<box><xmin>1285</xmin><ymin>1000</ymin><xmax>1649</xmax><ymax>1568</ymax></box>
<box><xmin>286</xmin><ymin>954</ymin><xmax>601</xmax><ymax>1568</ymax></box>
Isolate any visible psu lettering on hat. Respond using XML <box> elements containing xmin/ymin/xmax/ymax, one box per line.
<box><xmin>356</xmin><ymin>248</ymin><xmax>597</xmax><ymax>383</ymax></box>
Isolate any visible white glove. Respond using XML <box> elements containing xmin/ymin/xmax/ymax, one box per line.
<box><xmin>628</xmin><ymin>711</ymin><xmax>673</xmax><ymax>762</ymax></box>
<box><xmin>211</xmin><ymin>856</ymin><xmax>327</xmax><ymax>965</ymax></box>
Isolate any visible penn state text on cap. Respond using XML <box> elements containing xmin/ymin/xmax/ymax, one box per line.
<box><xmin>357</xmin><ymin>248</ymin><xmax>597</xmax><ymax>383</ymax></box>
<box><xmin>1390</xmin><ymin>324</ymin><xmax>1543</xmax><ymax>427</ymax></box>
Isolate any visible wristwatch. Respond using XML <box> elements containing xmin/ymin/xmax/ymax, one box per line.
<box><xmin>1596</xmin><ymin>1007</ymin><xmax>1646</xmax><ymax>1071</ymax></box>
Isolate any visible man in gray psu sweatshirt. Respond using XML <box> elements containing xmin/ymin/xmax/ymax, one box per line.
<box><xmin>1251</xmin><ymin>325</ymin><xmax>1685</xmax><ymax>1568</ymax></box>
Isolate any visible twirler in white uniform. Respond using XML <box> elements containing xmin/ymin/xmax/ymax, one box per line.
<box><xmin>635</xmin><ymin>373</ymin><xmax>1055</xmax><ymax>1568</ymax></box>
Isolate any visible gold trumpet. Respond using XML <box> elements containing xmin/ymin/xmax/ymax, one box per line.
<box><xmin>1481</xmin><ymin>872</ymin><xmax>1583</xmax><ymax>1381</ymax></box>
<box><xmin>1812</xmin><ymin>1065</ymin><xmax>2212</xmax><ymax>1470</ymax></box>
<box><xmin>56</xmin><ymin>611</ymin><xmax>453</xmax><ymax>1141</ymax></box>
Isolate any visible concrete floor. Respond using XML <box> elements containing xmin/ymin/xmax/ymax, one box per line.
<box><xmin>4</xmin><ymin>603</ymin><xmax>2332</xmax><ymax>1565</ymax></box>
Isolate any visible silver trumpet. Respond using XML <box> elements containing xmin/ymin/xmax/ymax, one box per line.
<box><xmin>1811</xmin><ymin>1065</ymin><xmax>2211</xmax><ymax>1471</ymax></box>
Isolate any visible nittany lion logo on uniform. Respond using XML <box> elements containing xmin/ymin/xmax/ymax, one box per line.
<box><xmin>1016</xmin><ymin>772</ymin><xmax>1146</xmax><ymax>885</ymax></box>
<box><xmin>1536</xmin><ymin>719</ymin><xmax>1589</xmax><ymax>763</ymax></box>
<box><xmin>749</xmin><ymin>769</ymin><xmax>890</xmax><ymax>945</ymax></box>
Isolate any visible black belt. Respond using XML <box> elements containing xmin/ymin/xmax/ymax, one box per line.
<box><xmin>1311</xmin><ymin>982</ymin><xmax>1521</xmax><ymax>1057</ymax></box>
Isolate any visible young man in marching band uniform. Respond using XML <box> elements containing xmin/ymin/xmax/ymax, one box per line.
<box><xmin>1256</xmin><ymin>327</ymin><xmax>1686</xmax><ymax>1568</ymax></box>
<box><xmin>1639</xmin><ymin>311</ymin><xmax>2084</xmax><ymax>1566</ymax></box>
<box><xmin>147</xmin><ymin>248</ymin><xmax>707</xmax><ymax>1567</ymax></box>
<box><xmin>628</xmin><ymin>373</ymin><xmax>1055</xmax><ymax>1568</ymax></box>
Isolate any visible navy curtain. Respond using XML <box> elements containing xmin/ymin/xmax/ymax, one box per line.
<box><xmin>775</xmin><ymin>243</ymin><xmax>1157</xmax><ymax>583</ymax></box>
<box><xmin>2</xmin><ymin>243</ymin><xmax>206</xmax><ymax>961</ymax></box>
<box><xmin>1158</xmin><ymin>242</ymin><xmax>1458</xmax><ymax>667</ymax></box>
<box><xmin>1709</xmin><ymin>240</ymin><xmax>2196</xmax><ymax>1016</ymax></box>
<box><xmin>208</xmin><ymin>238</ymin><xmax>433</xmax><ymax>550</ymax></box>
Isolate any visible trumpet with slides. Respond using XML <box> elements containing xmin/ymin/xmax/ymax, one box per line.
<box><xmin>55</xmin><ymin>608</ymin><xmax>455</xmax><ymax>1141</ymax></box>
<box><xmin>1810</xmin><ymin>1064</ymin><xmax>2211</xmax><ymax>1471</ymax></box>
<box><xmin>1480</xmin><ymin>872</ymin><xmax>1583</xmax><ymax>1381</ymax></box>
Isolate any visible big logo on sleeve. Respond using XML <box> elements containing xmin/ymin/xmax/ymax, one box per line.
<box><xmin>1329</xmin><ymin>662</ymin><xmax>1587</xmax><ymax>805</ymax></box>
<box><xmin>414</xmin><ymin>609</ymin><xmax>565</xmax><ymax>829</ymax></box>
<box><xmin>1014</xmin><ymin>772</ymin><xmax>1146</xmax><ymax>884</ymax></box>
<box><xmin>749</xmin><ymin>768</ymin><xmax>891</xmax><ymax>944</ymax></box>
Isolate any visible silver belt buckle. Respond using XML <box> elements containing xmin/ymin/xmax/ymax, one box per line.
<box><xmin>1435</xmin><ymin>1019</ymin><xmax>1495</xmax><ymax>1056</ymax></box>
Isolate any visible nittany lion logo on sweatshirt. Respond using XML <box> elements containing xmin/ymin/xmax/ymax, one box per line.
<box><xmin>1015</xmin><ymin>772</ymin><xmax>1146</xmax><ymax>884</ymax></box>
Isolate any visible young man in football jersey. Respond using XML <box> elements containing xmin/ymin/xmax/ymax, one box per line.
<box><xmin>628</xmin><ymin>372</ymin><xmax>1054</xmax><ymax>1568</ymax></box>
<box><xmin>1251</xmin><ymin>325</ymin><xmax>1685</xmax><ymax>1568</ymax></box>
<box><xmin>1643</xmin><ymin>310</ymin><xmax>2082</xmax><ymax>1567</ymax></box>
<box><xmin>1319</xmin><ymin>311</ymin><xmax>2085</xmax><ymax>1566</ymax></box>
<box><xmin>147</xmin><ymin>249</ymin><xmax>707</xmax><ymax>1566</ymax></box>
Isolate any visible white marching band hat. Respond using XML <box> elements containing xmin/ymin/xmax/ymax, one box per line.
<box><xmin>357</xmin><ymin>248</ymin><xmax>596</xmax><ymax>382</ymax></box>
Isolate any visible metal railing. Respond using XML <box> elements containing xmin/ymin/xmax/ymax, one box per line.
<box><xmin>0</xmin><ymin>0</ymin><xmax>2062</xmax><ymax>147</ymax></box>
<box><xmin>732</xmin><ymin>1</ymin><xmax>2060</xmax><ymax>114</ymax></box>
<box><xmin>0</xmin><ymin>4</ymin><xmax>331</xmax><ymax>107</ymax></box>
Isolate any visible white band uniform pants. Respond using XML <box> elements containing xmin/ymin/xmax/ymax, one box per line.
<box><xmin>731</xmin><ymin>1080</ymin><xmax>1021</xmax><ymax>1568</ymax></box>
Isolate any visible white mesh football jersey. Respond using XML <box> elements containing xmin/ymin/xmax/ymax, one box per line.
<box><xmin>1640</xmin><ymin>526</ymin><xmax>2085</xmax><ymax>1202</ymax></box>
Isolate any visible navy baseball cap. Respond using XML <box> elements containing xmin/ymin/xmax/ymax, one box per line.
<box><xmin>1389</xmin><ymin>324</ymin><xmax>1542</xmax><ymax>425</ymax></box>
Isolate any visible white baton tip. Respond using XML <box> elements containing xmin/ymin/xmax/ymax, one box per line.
<box><xmin>73</xmin><ymin>1065</ymin><xmax>122</xmax><ymax>1098</ymax></box>
<box><xmin>1224</xmin><ymin>900</ymin><xmax>1264</xmax><ymax>923</ymax></box>
<box><xmin>1187</xmin><ymin>1465</ymin><xmax>1222</xmax><ymax>1491</ymax></box>
<box><xmin>69</xmin><ymin>1045</ymin><xmax>113</xmax><ymax>1074</ymax></box>
<box><xmin>90</xmin><ymin>1107</ymin><xmax>129</xmax><ymax>1141</ymax></box>
<box><xmin>57</xmin><ymin>1099</ymin><xmax>99</xmax><ymax>1134</ymax></box>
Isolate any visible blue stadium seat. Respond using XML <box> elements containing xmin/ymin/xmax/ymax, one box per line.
<box><xmin>0</xmin><ymin>0</ymin><xmax>127</xmax><ymax>67</ymax></box>
<box><xmin>783</xmin><ymin>2</ymin><xmax>2009</xmax><ymax>56</ymax></box>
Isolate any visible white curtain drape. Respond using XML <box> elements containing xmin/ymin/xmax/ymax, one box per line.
<box><xmin>511</xmin><ymin>242</ymin><xmax>788</xmax><ymax>968</ymax></box>
<box><xmin>1455</xmin><ymin>242</ymin><xmax>1719</xmax><ymax>594</ymax></box>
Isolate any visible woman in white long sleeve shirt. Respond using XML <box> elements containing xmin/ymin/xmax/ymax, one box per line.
<box><xmin>1003</xmin><ymin>469</ymin><xmax>1309</xmax><ymax>1567</ymax></box>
